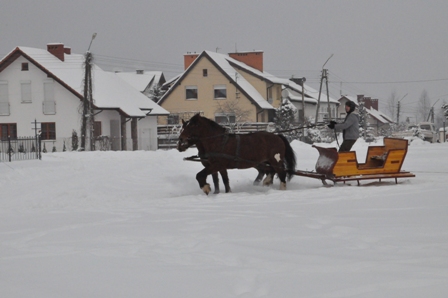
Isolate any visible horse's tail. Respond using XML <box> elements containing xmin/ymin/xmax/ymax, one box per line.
<box><xmin>278</xmin><ymin>134</ymin><xmax>296</xmax><ymax>180</ymax></box>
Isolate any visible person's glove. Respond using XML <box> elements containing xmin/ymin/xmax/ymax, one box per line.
<box><xmin>327</xmin><ymin>121</ymin><xmax>336</xmax><ymax>129</ymax></box>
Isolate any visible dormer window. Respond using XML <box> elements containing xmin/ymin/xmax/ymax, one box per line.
<box><xmin>21</xmin><ymin>63</ymin><xmax>29</xmax><ymax>71</ymax></box>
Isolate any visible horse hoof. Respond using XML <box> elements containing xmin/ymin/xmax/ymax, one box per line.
<box><xmin>213</xmin><ymin>189</ymin><xmax>220</xmax><ymax>194</ymax></box>
<box><xmin>280</xmin><ymin>182</ymin><xmax>286</xmax><ymax>190</ymax></box>
<box><xmin>202</xmin><ymin>184</ymin><xmax>211</xmax><ymax>195</ymax></box>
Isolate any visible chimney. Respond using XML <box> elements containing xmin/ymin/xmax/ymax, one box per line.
<box><xmin>357</xmin><ymin>94</ymin><xmax>364</xmax><ymax>103</ymax></box>
<box><xmin>289</xmin><ymin>77</ymin><xmax>305</xmax><ymax>86</ymax></box>
<box><xmin>64</xmin><ymin>47</ymin><xmax>71</xmax><ymax>55</ymax></box>
<box><xmin>228</xmin><ymin>51</ymin><xmax>263</xmax><ymax>72</ymax></box>
<box><xmin>362</xmin><ymin>97</ymin><xmax>379</xmax><ymax>110</ymax></box>
<box><xmin>184</xmin><ymin>52</ymin><xmax>199</xmax><ymax>70</ymax></box>
<box><xmin>47</xmin><ymin>43</ymin><xmax>65</xmax><ymax>61</ymax></box>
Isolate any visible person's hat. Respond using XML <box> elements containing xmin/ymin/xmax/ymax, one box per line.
<box><xmin>345</xmin><ymin>100</ymin><xmax>356</xmax><ymax>112</ymax></box>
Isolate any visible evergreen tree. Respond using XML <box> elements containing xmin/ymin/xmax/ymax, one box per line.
<box><xmin>274</xmin><ymin>100</ymin><xmax>299</xmax><ymax>141</ymax></box>
<box><xmin>442</xmin><ymin>103</ymin><xmax>448</xmax><ymax>119</ymax></box>
<box><xmin>148</xmin><ymin>85</ymin><xmax>166</xmax><ymax>103</ymax></box>
<box><xmin>358</xmin><ymin>102</ymin><xmax>375</xmax><ymax>141</ymax></box>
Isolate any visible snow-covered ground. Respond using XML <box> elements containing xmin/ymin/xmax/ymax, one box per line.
<box><xmin>1</xmin><ymin>138</ymin><xmax>447</xmax><ymax>298</ymax></box>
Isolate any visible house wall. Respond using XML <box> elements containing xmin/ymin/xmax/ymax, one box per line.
<box><xmin>159</xmin><ymin>57</ymin><xmax>260</xmax><ymax>124</ymax></box>
<box><xmin>0</xmin><ymin>57</ymin><xmax>81</xmax><ymax>150</ymax></box>
<box><xmin>288</xmin><ymin>101</ymin><xmax>316</xmax><ymax>123</ymax></box>
<box><xmin>236</xmin><ymin>68</ymin><xmax>282</xmax><ymax>109</ymax></box>
<box><xmin>135</xmin><ymin>116</ymin><xmax>158</xmax><ymax>151</ymax></box>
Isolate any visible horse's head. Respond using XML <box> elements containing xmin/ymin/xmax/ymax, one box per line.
<box><xmin>177</xmin><ymin>114</ymin><xmax>201</xmax><ymax>152</ymax></box>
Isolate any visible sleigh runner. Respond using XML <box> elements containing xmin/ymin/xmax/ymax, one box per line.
<box><xmin>295</xmin><ymin>137</ymin><xmax>415</xmax><ymax>185</ymax></box>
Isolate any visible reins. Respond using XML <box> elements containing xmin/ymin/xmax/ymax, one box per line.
<box><xmin>274</xmin><ymin>123</ymin><xmax>328</xmax><ymax>134</ymax></box>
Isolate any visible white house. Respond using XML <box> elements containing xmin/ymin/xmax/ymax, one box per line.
<box><xmin>0</xmin><ymin>43</ymin><xmax>169</xmax><ymax>151</ymax></box>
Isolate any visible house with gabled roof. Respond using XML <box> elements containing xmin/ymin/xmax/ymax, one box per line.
<box><xmin>338</xmin><ymin>95</ymin><xmax>394</xmax><ymax>135</ymax></box>
<box><xmin>158</xmin><ymin>50</ymin><xmax>277</xmax><ymax>125</ymax></box>
<box><xmin>0</xmin><ymin>43</ymin><xmax>168</xmax><ymax>151</ymax></box>
<box><xmin>158</xmin><ymin>50</ymin><xmax>339</xmax><ymax>126</ymax></box>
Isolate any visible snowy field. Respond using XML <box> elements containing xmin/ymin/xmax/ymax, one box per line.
<box><xmin>1</xmin><ymin>138</ymin><xmax>448</xmax><ymax>298</ymax></box>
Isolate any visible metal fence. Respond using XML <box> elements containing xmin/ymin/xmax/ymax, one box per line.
<box><xmin>0</xmin><ymin>136</ymin><xmax>41</xmax><ymax>162</ymax></box>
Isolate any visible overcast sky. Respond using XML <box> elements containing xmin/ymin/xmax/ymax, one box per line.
<box><xmin>1</xmin><ymin>0</ymin><xmax>447</xmax><ymax>122</ymax></box>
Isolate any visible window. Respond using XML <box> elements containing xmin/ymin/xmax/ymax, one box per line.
<box><xmin>43</xmin><ymin>80</ymin><xmax>56</xmax><ymax>114</ymax></box>
<box><xmin>0</xmin><ymin>123</ymin><xmax>17</xmax><ymax>140</ymax></box>
<box><xmin>94</xmin><ymin>121</ymin><xmax>102</xmax><ymax>138</ymax></box>
<box><xmin>215</xmin><ymin>113</ymin><xmax>235</xmax><ymax>124</ymax></box>
<box><xmin>21</xmin><ymin>80</ymin><xmax>32</xmax><ymax>103</ymax></box>
<box><xmin>203</xmin><ymin>69</ymin><xmax>208</xmax><ymax>77</ymax></box>
<box><xmin>214</xmin><ymin>85</ymin><xmax>226</xmax><ymax>99</ymax></box>
<box><xmin>185</xmin><ymin>86</ymin><xmax>198</xmax><ymax>100</ymax></box>
<box><xmin>41</xmin><ymin>122</ymin><xmax>56</xmax><ymax>140</ymax></box>
<box><xmin>21</xmin><ymin>63</ymin><xmax>29</xmax><ymax>71</ymax></box>
<box><xmin>0</xmin><ymin>81</ymin><xmax>9</xmax><ymax>116</ymax></box>
<box><xmin>167</xmin><ymin>114</ymin><xmax>180</xmax><ymax>124</ymax></box>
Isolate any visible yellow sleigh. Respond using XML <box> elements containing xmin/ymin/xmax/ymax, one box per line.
<box><xmin>295</xmin><ymin>137</ymin><xmax>416</xmax><ymax>185</ymax></box>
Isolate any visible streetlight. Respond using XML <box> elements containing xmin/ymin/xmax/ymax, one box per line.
<box><xmin>315</xmin><ymin>54</ymin><xmax>333</xmax><ymax>124</ymax></box>
<box><xmin>87</xmin><ymin>33</ymin><xmax>97</xmax><ymax>52</ymax></box>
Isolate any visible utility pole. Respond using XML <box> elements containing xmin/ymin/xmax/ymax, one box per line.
<box><xmin>396</xmin><ymin>93</ymin><xmax>407</xmax><ymax>124</ymax></box>
<box><xmin>426</xmin><ymin>98</ymin><xmax>440</xmax><ymax>122</ymax></box>
<box><xmin>315</xmin><ymin>54</ymin><xmax>333</xmax><ymax>124</ymax></box>
<box><xmin>80</xmin><ymin>33</ymin><xmax>97</xmax><ymax>151</ymax></box>
<box><xmin>300</xmin><ymin>77</ymin><xmax>306</xmax><ymax>125</ymax></box>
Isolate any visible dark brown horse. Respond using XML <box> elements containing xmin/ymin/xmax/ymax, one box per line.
<box><xmin>188</xmin><ymin>140</ymin><xmax>275</xmax><ymax>194</ymax></box>
<box><xmin>177</xmin><ymin>114</ymin><xmax>296</xmax><ymax>194</ymax></box>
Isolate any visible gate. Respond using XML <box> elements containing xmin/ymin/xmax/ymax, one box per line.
<box><xmin>0</xmin><ymin>136</ymin><xmax>41</xmax><ymax>162</ymax></box>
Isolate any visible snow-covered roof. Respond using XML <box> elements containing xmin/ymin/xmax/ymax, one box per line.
<box><xmin>224</xmin><ymin>54</ymin><xmax>339</xmax><ymax>104</ymax></box>
<box><xmin>367</xmin><ymin>107</ymin><xmax>394</xmax><ymax>124</ymax></box>
<box><xmin>340</xmin><ymin>95</ymin><xmax>358</xmax><ymax>104</ymax></box>
<box><xmin>204</xmin><ymin>51</ymin><xmax>274</xmax><ymax>109</ymax></box>
<box><xmin>281</xmin><ymin>88</ymin><xmax>317</xmax><ymax>104</ymax></box>
<box><xmin>115</xmin><ymin>71</ymin><xmax>163</xmax><ymax>92</ymax></box>
<box><xmin>11</xmin><ymin>47</ymin><xmax>168</xmax><ymax>117</ymax></box>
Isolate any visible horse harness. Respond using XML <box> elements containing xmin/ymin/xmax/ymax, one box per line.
<box><xmin>186</xmin><ymin>132</ymin><xmax>268</xmax><ymax>168</ymax></box>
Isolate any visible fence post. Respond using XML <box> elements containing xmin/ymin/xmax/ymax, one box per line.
<box><xmin>37</xmin><ymin>133</ymin><xmax>42</xmax><ymax>160</ymax></box>
<box><xmin>8</xmin><ymin>135</ymin><xmax>12</xmax><ymax>162</ymax></box>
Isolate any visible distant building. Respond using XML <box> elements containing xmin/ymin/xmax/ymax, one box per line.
<box><xmin>158</xmin><ymin>50</ymin><xmax>339</xmax><ymax>125</ymax></box>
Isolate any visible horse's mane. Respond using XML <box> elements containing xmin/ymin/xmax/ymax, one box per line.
<box><xmin>194</xmin><ymin>114</ymin><xmax>227</xmax><ymax>132</ymax></box>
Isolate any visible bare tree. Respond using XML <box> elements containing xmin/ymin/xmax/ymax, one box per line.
<box><xmin>417</xmin><ymin>89</ymin><xmax>431</xmax><ymax>122</ymax></box>
<box><xmin>387</xmin><ymin>90</ymin><xmax>399</xmax><ymax>121</ymax></box>
<box><xmin>214</xmin><ymin>99</ymin><xmax>251</xmax><ymax>132</ymax></box>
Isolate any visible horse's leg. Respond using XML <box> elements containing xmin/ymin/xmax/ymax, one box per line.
<box><xmin>262</xmin><ymin>172</ymin><xmax>273</xmax><ymax>186</ymax></box>
<box><xmin>196</xmin><ymin>168</ymin><xmax>211</xmax><ymax>195</ymax></box>
<box><xmin>269</xmin><ymin>158</ymin><xmax>287</xmax><ymax>190</ymax></box>
<box><xmin>212</xmin><ymin>172</ymin><xmax>220</xmax><ymax>194</ymax></box>
<box><xmin>219</xmin><ymin>169</ymin><xmax>231</xmax><ymax>193</ymax></box>
<box><xmin>253</xmin><ymin>168</ymin><xmax>265</xmax><ymax>185</ymax></box>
